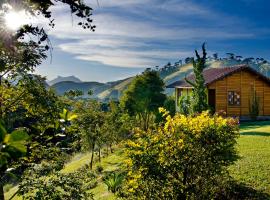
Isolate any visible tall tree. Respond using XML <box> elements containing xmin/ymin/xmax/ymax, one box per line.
<box><xmin>185</xmin><ymin>43</ymin><xmax>208</xmax><ymax>113</ymax></box>
<box><xmin>120</xmin><ymin>70</ymin><xmax>166</xmax><ymax>130</ymax></box>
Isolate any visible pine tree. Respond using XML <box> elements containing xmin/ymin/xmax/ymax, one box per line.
<box><xmin>185</xmin><ymin>43</ymin><xmax>208</xmax><ymax>113</ymax></box>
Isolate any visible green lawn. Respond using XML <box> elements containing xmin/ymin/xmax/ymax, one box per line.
<box><xmin>5</xmin><ymin>121</ymin><xmax>270</xmax><ymax>199</ymax></box>
<box><xmin>230</xmin><ymin>121</ymin><xmax>270</xmax><ymax>195</ymax></box>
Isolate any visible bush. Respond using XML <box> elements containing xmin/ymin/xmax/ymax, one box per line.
<box><xmin>123</xmin><ymin>110</ymin><xmax>239</xmax><ymax>199</ymax></box>
<box><xmin>19</xmin><ymin>164</ymin><xmax>97</xmax><ymax>199</ymax></box>
<box><xmin>178</xmin><ymin>94</ymin><xmax>192</xmax><ymax>115</ymax></box>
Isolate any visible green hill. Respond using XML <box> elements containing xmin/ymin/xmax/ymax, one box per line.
<box><xmin>51</xmin><ymin>59</ymin><xmax>270</xmax><ymax>101</ymax></box>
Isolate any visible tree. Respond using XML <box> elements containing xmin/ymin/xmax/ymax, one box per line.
<box><xmin>236</xmin><ymin>55</ymin><xmax>243</xmax><ymax>61</ymax></box>
<box><xmin>0</xmin><ymin>1</ymin><xmax>95</xmax><ymax>49</ymax></box>
<box><xmin>185</xmin><ymin>43</ymin><xmax>208</xmax><ymax>113</ymax></box>
<box><xmin>75</xmin><ymin>100</ymin><xmax>105</xmax><ymax>169</ymax></box>
<box><xmin>120</xmin><ymin>70</ymin><xmax>166</xmax><ymax>130</ymax></box>
<box><xmin>185</xmin><ymin>57</ymin><xmax>193</xmax><ymax>64</ymax></box>
<box><xmin>64</xmin><ymin>89</ymin><xmax>84</xmax><ymax>99</ymax></box>
<box><xmin>213</xmin><ymin>53</ymin><xmax>218</xmax><ymax>60</ymax></box>
<box><xmin>226</xmin><ymin>53</ymin><xmax>235</xmax><ymax>60</ymax></box>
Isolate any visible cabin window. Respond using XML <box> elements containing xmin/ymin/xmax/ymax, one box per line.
<box><xmin>228</xmin><ymin>91</ymin><xmax>240</xmax><ymax>106</ymax></box>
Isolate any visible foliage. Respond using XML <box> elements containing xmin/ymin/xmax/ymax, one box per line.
<box><xmin>0</xmin><ymin>42</ymin><xmax>46</xmax><ymax>79</ymax></box>
<box><xmin>120</xmin><ymin>69</ymin><xmax>166</xmax><ymax>130</ymax></box>
<box><xmin>163</xmin><ymin>96</ymin><xmax>176</xmax><ymax>116</ymax></box>
<box><xmin>124</xmin><ymin>110</ymin><xmax>239</xmax><ymax>199</ymax></box>
<box><xmin>0</xmin><ymin>0</ymin><xmax>95</xmax><ymax>51</ymax></box>
<box><xmin>19</xmin><ymin>164</ymin><xmax>97</xmax><ymax>200</ymax></box>
<box><xmin>2</xmin><ymin>75</ymin><xmax>61</xmax><ymax>131</ymax></box>
<box><xmin>185</xmin><ymin>43</ymin><xmax>208</xmax><ymax>113</ymax></box>
<box><xmin>74</xmin><ymin>100</ymin><xmax>106</xmax><ymax>169</ymax></box>
<box><xmin>0</xmin><ymin>122</ymin><xmax>29</xmax><ymax>172</ymax></box>
<box><xmin>178</xmin><ymin>94</ymin><xmax>193</xmax><ymax>115</ymax></box>
<box><xmin>96</xmin><ymin>165</ymin><xmax>104</xmax><ymax>174</ymax></box>
<box><xmin>0</xmin><ymin>122</ymin><xmax>29</xmax><ymax>200</ymax></box>
<box><xmin>104</xmin><ymin>172</ymin><xmax>125</xmax><ymax>194</ymax></box>
<box><xmin>249</xmin><ymin>87</ymin><xmax>260</xmax><ymax>121</ymax></box>
<box><xmin>64</xmin><ymin>89</ymin><xmax>84</xmax><ymax>99</ymax></box>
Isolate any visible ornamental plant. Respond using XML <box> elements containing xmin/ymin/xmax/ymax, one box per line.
<box><xmin>124</xmin><ymin>109</ymin><xmax>239</xmax><ymax>199</ymax></box>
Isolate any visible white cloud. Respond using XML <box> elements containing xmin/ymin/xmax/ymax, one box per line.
<box><xmin>59</xmin><ymin>40</ymin><xmax>191</xmax><ymax>67</ymax></box>
<box><xmin>45</xmin><ymin>0</ymin><xmax>255</xmax><ymax>68</ymax></box>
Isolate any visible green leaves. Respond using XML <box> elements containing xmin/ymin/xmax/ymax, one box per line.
<box><xmin>60</xmin><ymin>108</ymin><xmax>78</xmax><ymax>122</ymax></box>
<box><xmin>0</xmin><ymin>122</ymin><xmax>7</xmax><ymax>142</ymax></box>
<box><xmin>104</xmin><ymin>172</ymin><xmax>125</xmax><ymax>193</ymax></box>
<box><xmin>0</xmin><ymin>122</ymin><xmax>29</xmax><ymax>169</ymax></box>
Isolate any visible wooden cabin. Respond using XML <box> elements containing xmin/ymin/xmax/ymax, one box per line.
<box><xmin>167</xmin><ymin>65</ymin><xmax>270</xmax><ymax>118</ymax></box>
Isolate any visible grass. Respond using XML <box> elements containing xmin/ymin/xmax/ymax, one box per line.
<box><xmin>229</xmin><ymin>121</ymin><xmax>270</xmax><ymax>195</ymax></box>
<box><xmin>5</xmin><ymin>121</ymin><xmax>270</xmax><ymax>199</ymax></box>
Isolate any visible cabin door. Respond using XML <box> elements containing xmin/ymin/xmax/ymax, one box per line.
<box><xmin>208</xmin><ymin>89</ymin><xmax>216</xmax><ymax>112</ymax></box>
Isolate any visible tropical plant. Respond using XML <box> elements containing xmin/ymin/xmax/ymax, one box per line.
<box><xmin>104</xmin><ymin>172</ymin><xmax>125</xmax><ymax>193</ymax></box>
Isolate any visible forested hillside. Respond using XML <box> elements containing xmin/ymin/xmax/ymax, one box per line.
<box><xmin>51</xmin><ymin>56</ymin><xmax>270</xmax><ymax>100</ymax></box>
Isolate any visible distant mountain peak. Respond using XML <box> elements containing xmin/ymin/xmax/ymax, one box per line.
<box><xmin>48</xmin><ymin>75</ymin><xmax>82</xmax><ymax>86</ymax></box>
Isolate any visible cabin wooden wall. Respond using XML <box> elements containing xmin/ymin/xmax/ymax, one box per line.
<box><xmin>208</xmin><ymin>70</ymin><xmax>270</xmax><ymax>116</ymax></box>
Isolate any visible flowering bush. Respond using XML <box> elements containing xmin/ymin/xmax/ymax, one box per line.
<box><xmin>123</xmin><ymin>110</ymin><xmax>239</xmax><ymax>199</ymax></box>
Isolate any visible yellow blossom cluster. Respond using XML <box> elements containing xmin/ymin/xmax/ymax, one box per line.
<box><xmin>124</xmin><ymin>109</ymin><xmax>239</xmax><ymax>198</ymax></box>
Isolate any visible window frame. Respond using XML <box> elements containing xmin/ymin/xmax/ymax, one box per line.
<box><xmin>228</xmin><ymin>91</ymin><xmax>241</xmax><ymax>106</ymax></box>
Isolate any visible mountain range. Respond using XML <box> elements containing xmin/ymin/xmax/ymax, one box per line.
<box><xmin>48</xmin><ymin>58</ymin><xmax>270</xmax><ymax>101</ymax></box>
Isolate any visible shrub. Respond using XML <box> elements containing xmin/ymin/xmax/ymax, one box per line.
<box><xmin>19</xmin><ymin>164</ymin><xmax>97</xmax><ymax>199</ymax></box>
<box><xmin>124</xmin><ymin>110</ymin><xmax>239</xmax><ymax>199</ymax></box>
<box><xmin>178</xmin><ymin>94</ymin><xmax>192</xmax><ymax>115</ymax></box>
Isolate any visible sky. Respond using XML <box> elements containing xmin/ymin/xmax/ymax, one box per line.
<box><xmin>35</xmin><ymin>0</ymin><xmax>270</xmax><ymax>82</ymax></box>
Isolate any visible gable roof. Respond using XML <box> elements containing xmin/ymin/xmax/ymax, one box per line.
<box><xmin>166</xmin><ymin>65</ymin><xmax>270</xmax><ymax>88</ymax></box>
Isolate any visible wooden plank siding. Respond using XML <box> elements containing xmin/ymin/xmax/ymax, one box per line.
<box><xmin>207</xmin><ymin>69</ymin><xmax>270</xmax><ymax>116</ymax></box>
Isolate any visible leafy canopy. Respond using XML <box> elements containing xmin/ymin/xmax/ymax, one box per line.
<box><xmin>120</xmin><ymin>69</ymin><xmax>166</xmax><ymax>130</ymax></box>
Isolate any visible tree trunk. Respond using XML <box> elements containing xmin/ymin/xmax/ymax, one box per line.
<box><xmin>106</xmin><ymin>145</ymin><xmax>109</xmax><ymax>155</ymax></box>
<box><xmin>109</xmin><ymin>144</ymin><xmax>113</xmax><ymax>153</ymax></box>
<box><xmin>90</xmin><ymin>143</ymin><xmax>95</xmax><ymax>170</ymax></box>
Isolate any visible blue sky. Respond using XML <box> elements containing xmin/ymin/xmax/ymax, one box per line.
<box><xmin>36</xmin><ymin>0</ymin><xmax>270</xmax><ymax>82</ymax></box>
